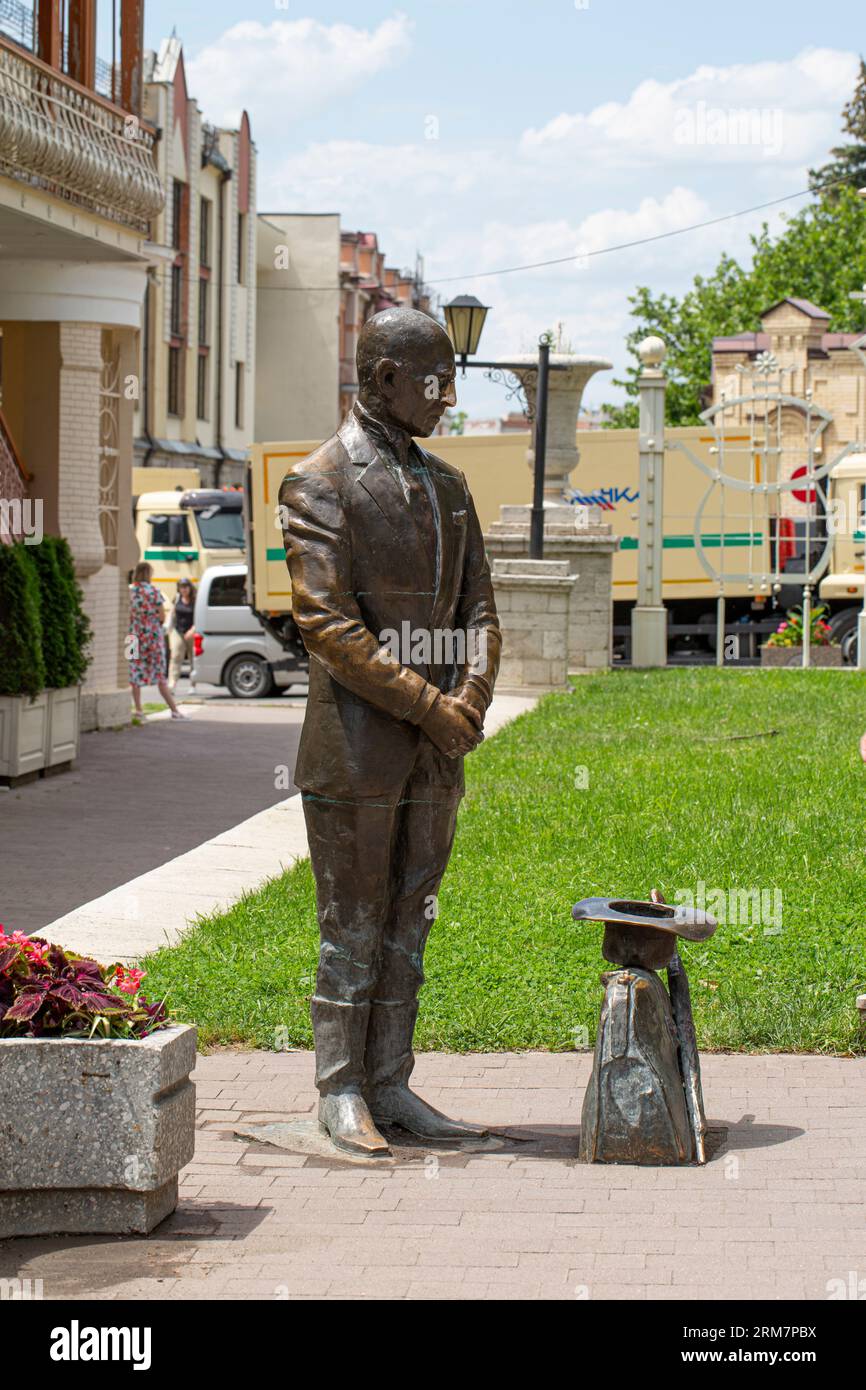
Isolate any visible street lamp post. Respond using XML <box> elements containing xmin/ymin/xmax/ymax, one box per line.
<box><xmin>443</xmin><ymin>295</ymin><xmax>559</xmax><ymax>559</ymax></box>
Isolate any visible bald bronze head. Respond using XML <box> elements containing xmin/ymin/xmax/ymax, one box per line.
<box><xmin>357</xmin><ymin>307</ymin><xmax>457</xmax><ymax>438</ymax></box>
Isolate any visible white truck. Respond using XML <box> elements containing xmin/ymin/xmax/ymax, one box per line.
<box><xmin>243</xmin><ymin>432</ymin><xmax>866</xmax><ymax>665</ymax></box>
<box><xmin>132</xmin><ymin>467</ymin><xmax>246</xmax><ymax>601</ymax></box>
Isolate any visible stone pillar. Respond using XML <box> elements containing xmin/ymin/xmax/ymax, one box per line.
<box><xmin>502</xmin><ymin>353</ymin><xmax>612</xmax><ymax>500</ymax></box>
<box><xmin>491</xmin><ymin>558</ymin><xmax>577</xmax><ymax>692</ymax></box>
<box><xmin>78</xmin><ymin>326</ymin><xmax>139</xmax><ymax>732</ymax></box>
<box><xmin>57</xmin><ymin>323</ymin><xmax>106</xmax><ymax>578</ymax></box>
<box><xmin>3</xmin><ymin>321</ymin><xmax>136</xmax><ymax>730</ymax></box>
<box><xmin>487</xmin><ymin>505</ymin><xmax>620</xmax><ymax>672</ymax></box>
<box><xmin>631</xmin><ymin>336</ymin><xmax>668</xmax><ymax>667</ymax></box>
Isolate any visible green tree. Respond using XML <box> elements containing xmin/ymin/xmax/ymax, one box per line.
<box><xmin>603</xmin><ymin>186</ymin><xmax>866</xmax><ymax>427</ymax></box>
<box><xmin>810</xmin><ymin>57</ymin><xmax>866</xmax><ymax>200</ymax></box>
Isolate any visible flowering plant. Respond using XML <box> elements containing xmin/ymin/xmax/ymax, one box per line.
<box><xmin>765</xmin><ymin>604</ymin><xmax>836</xmax><ymax>648</ymax></box>
<box><xmin>0</xmin><ymin>927</ymin><xmax>169</xmax><ymax>1039</ymax></box>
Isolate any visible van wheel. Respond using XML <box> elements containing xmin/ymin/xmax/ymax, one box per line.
<box><xmin>224</xmin><ymin>655</ymin><xmax>275</xmax><ymax>698</ymax></box>
<box><xmin>828</xmin><ymin>608</ymin><xmax>859</xmax><ymax>665</ymax></box>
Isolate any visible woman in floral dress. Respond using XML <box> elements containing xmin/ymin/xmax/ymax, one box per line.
<box><xmin>128</xmin><ymin>563</ymin><xmax>186</xmax><ymax>719</ymax></box>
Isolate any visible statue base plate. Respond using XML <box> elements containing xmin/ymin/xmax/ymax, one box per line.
<box><xmin>233</xmin><ymin>1117</ymin><xmax>507</xmax><ymax>1166</ymax></box>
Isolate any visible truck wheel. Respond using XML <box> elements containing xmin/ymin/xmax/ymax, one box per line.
<box><xmin>224</xmin><ymin>655</ymin><xmax>275</xmax><ymax>698</ymax></box>
<box><xmin>828</xmin><ymin>608</ymin><xmax>859</xmax><ymax>665</ymax></box>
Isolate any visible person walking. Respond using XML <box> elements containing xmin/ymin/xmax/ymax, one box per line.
<box><xmin>167</xmin><ymin>577</ymin><xmax>197</xmax><ymax>691</ymax></box>
<box><xmin>128</xmin><ymin>562</ymin><xmax>188</xmax><ymax>720</ymax></box>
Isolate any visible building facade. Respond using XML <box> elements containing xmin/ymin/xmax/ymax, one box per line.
<box><xmin>0</xmin><ymin>0</ymin><xmax>163</xmax><ymax>730</ymax></box>
<box><xmin>338</xmin><ymin>233</ymin><xmax>430</xmax><ymax>420</ymax></box>
<box><xmin>135</xmin><ymin>37</ymin><xmax>256</xmax><ymax>487</ymax></box>
<box><xmin>255</xmin><ymin>220</ymin><xmax>430</xmax><ymax>442</ymax></box>
<box><xmin>711</xmin><ymin>297</ymin><xmax>866</xmax><ymax>521</ymax></box>
<box><xmin>256</xmin><ymin>212</ymin><xmax>341</xmax><ymax>444</ymax></box>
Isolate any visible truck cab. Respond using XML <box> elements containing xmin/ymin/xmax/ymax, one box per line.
<box><xmin>133</xmin><ymin>488</ymin><xmax>245</xmax><ymax>600</ymax></box>
<box><xmin>817</xmin><ymin>455</ymin><xmax>866</xmax><ymax>660</ymax></box>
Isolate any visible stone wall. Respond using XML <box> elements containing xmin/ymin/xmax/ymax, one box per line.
<box><xmin>491</xmin><ymin>558</ymin><xmax>577</xmax><ymax>691</ymax></box>
<box><xmin>486</xmin><ymin>503</ymin><xmax>619</xmax><ymax>677</ymax></box>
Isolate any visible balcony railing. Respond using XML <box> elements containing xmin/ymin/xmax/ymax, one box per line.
<box><xmin>0</xmin><ymin>34</ymin><xmax>164</xmax><ymax>232</ymax></box>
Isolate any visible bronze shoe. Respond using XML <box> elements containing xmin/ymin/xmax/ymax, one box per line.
<box><xmin>318</xmin><ymin>1092</ymin><xmax>391</xmax><ymax>1157</ymax></box>
<box><xmin>368</xmin><ymin>1085</ymin><xmax>488</xmax><ymax>1141</ymax></box>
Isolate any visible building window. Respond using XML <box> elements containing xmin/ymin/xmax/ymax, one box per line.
<box><xmin>149</xmin><ymin>514</ymin><xmax>191</xmax><ymax>547</ymax></box>
<box><xmin>199</xmin><ymin>197</ymin><xmax>211</xmax><ymax>268</ymax></box>
<box><xmin>235</xmin><ymin>362</ymin><xmax>244</xmax><ymax>429</ymax></box>
<box><xmin>168</xmin><ymin>346</ymin><xmax>183</xmax><ymax>417</ymax></box>
<box><xmin>172</xmin><ymin>180</ymin><xmax>184</xmax><ymax>251</ymax></box>
<box><xmin>170</xmin><ymin>263</ymin><xmax>183</xmax><ymax>337</ymax></box>
<box><xmin>208</xmin><ymin>572</ymin><xmax>247</xmax><ymax>607</ymax></box>
<box><xmin>196</xmin><ymin>354</ymin><xmax>208</xmax><ymax>421</ymax></box>
<box><xmin>198</xmin><ymin>279</ymin><xmax>209</xmax><ymax>346</ymax></box>
<box><xmin>236</xmin><ymin>213</ymin><xmax>246</xmax><ymax>284</ymax></box>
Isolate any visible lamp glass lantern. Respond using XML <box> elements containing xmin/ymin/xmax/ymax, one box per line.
<box><xmin>443</xmin><ymin>294</ymin><xmax>490</xmax><ymax>365</ymax></box>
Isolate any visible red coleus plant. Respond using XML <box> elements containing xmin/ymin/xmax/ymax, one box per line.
<box><xmin>0</xmin><ymin>927</ymin><xmax>169</xmax><ymax>1039</ymax></box>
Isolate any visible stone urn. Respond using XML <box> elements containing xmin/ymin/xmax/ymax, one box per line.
<box><xmin>500</xmin><ymin>353</ymin><xmax>612</xmax><ymax>500</ymax></box>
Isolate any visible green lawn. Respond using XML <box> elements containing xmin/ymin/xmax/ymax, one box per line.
<box><xmin>142</xmin><ymin>669</ymin><xmax>866</xmax><ymax>1055</ymax></box>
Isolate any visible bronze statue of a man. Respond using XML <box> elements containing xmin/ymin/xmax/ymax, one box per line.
<box><xmin>279</xmin><ymin>308</ymin><xmax>501</xmax><ymax>1155</ymax></box>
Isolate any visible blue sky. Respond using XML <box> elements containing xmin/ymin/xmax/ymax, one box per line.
<box><xmin>143</xmin><ymin>1</ymin><xmax>863</xmax><ymax>417</ymax></box>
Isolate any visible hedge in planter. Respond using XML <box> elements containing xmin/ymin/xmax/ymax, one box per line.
<box><xmin>0</xmin><ymin>539</ymin><xmax>92</xmax><ymax>780</ymax></box>
<box><xmin>0</xmin><ymin>538</ymin><xmax>91</xmax><ymax>698</ymax></box>
<box><xmin>0</xmin><ymin>542</ymin><xmax>45</xmax><ymax>699</ymax></box>
<box><xmin>30</xmin><ymin>536</ymin><xmax>91</xmax><ymax>690</ymax></box>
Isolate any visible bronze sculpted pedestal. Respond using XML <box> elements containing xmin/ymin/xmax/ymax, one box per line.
<box><xmin>279</xmin><ymin>308</ymin><xmax>502</xmax><ymax>1156</ymax></box>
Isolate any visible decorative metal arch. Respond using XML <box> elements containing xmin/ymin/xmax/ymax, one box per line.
<box><xmin>668</xmin><ymin>363</ymin><xmax>841</xmax><ymax>591</ymax></box>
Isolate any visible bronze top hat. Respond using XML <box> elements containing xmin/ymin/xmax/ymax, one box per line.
<box><xmin>572</xmin><ymin>895</ymin><xmax>718</xmax><ymax>971</ymax></box>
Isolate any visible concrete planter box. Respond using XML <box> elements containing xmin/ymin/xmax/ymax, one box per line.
<box><xmin>45</xmin><ymin>685</ymin><xmax>81</xmax><ymax>767</ymax></box>
<box><xmin>0</xmin><ymin>691</ymin><xmax>49</xmax><ymax>780</ymax></box>
<box><xmin>760</xmin><ymin>645</ymin><xmax>843</xmax><ymax>668</ymax></box>
<box><xmin>0</xmin><ymin>1024</ymin><xmax>196</xmax><ymax>1238</ymax></box>
<box><xmin>0</xmin><ymin>686</ymin><xmax>81</xmax><ymax>782</ymax></box>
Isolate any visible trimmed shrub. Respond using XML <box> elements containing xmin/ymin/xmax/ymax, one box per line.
<box><xmin>0</xmin><ymin>537</ymin><xmax>91</xmax><ymax>697</ymax></box>
<box><xmin>0</xmin><ymin>542</ymin><xmax>45</xmax><ymax>698</ymax></box>
<box><xmin>31</xmin><ymin>536</ymin><xmax>91</xmax><ymax>688</ymax></box>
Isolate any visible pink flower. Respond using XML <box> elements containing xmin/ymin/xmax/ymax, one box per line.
<box><xmin>114</xmin><ymin>965</ymin><xmax>146</xmax><ymax>996</ymax></box>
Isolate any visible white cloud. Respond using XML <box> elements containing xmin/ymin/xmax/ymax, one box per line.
<box><xmin>521</xmin><ymin>47</ymin><xmax>858</xmax><ymax>168</ymax></box>
<box><xmin>186</xmin><ymin>13</ymin><xmax>412</xmax><ymax>133</ymax></box>
<box><xmin>250</xmin><ymin>42</ymin><xmax>858</xmax><ymax>415</ymax></box>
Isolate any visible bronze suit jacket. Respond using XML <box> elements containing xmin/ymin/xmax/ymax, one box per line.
<box><xmin>279</xmin><ymin>410</ymin><xmax>501</xmax><ymax>798</ymax></box>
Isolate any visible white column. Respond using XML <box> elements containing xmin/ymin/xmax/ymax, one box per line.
<box><xmin>631</xmin><ymin>336</ymin><xmax>668</xmax><ymax>667</ymax></box>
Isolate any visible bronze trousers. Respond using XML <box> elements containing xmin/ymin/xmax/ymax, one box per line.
<box><xmin>301</xmin><ymin>741</ymin><xmax>462</xmax><ymax>1097</ymax></box>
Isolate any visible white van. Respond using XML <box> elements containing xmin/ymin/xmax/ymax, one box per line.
<box><xmin>191</xmin><ymin>564</ymin><xmax>307</xmax><ymax>698</ymax></box>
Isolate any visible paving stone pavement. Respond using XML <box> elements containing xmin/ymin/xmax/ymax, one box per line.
<box><xmin>1</xmin><ymin>1050</ymin><xmax>863</xmax><ymax>1301</ymax></box>
<box><xmin>0</xmin><ymin>705</ymin><xmax>304</xmax><ymax>937</ymax></box>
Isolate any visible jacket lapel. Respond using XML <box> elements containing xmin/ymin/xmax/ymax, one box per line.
<box><xmin>420</xmin><ymin>447</ymin><xmax>466</xmax><ymax>631</ymax></box>
<box><xmin>337</xmin><ymin>416</ymin><xmax>465</xmax><ymax>627</ymax></box>
<box><xmin>338</xmin><ymin>413</ymin><xmax>407</xmax><ymax>541</ymax></box>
